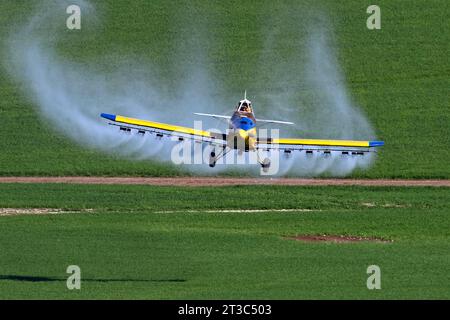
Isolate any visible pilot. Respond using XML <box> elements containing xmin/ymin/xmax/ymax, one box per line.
<box><xmin>240</xmin><ymin>103</ymin><xmax>251</xmax><ymax>113</ymax></box>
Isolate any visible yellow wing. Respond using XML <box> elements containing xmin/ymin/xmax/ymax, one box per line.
<box><xmin>257</xmin><ymin>137</ymin><xmax>384</xmax><ymax>154</ymax></box>
<box><xmin>101</xmin><ymin>113</ymin><xmax>226</xmax><ymax>144</ymax></box>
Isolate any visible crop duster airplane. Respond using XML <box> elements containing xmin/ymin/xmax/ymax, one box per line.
<box><xmin>100</xmin><ymin>93</ymin><xmax>384</xmax><ymax>172</ymax></box>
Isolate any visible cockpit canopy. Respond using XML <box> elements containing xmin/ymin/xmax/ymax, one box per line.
<box><xmin>236</xmin><ymin>99</ymin><xmax>253</xmax><ymax>114</ymax></box>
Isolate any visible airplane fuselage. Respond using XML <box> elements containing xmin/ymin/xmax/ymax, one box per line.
<box><xmin>227</xmin><ymin>111</ymin><xmax>258</xmax><ymax>151</ymax></box>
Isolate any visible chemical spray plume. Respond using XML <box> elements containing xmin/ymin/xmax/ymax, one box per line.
<box><xmin>4</xmin><ymin>1</ymin><xmax>378</xmax><ymax>176</ymax></box>
<box><xmin>256</xmin><ymin>13</ymin><xmax>376</xmax><ymax>177</ymax></box>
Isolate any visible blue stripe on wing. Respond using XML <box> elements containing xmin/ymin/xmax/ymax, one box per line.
<box><xmin>369</xmin><ymin>141</ymin><xmax>385</xmax><ymax>147</ymax></box>
<box><xmin>100</xmin><ymin>113</ymin><xmax>116</xmax><ymax>121</ymax></box>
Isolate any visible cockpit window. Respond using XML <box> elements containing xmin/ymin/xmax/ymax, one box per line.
<box><xmin>238</xmin><ymin>102</ymin><xmax>252</xmax><ymax>113</ymax></box>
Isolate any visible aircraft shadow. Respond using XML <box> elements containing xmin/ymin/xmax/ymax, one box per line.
<box><xmin>0</xmin><ymin>275</ymin><xmax>186</xmax><ymax>283</ymax></box>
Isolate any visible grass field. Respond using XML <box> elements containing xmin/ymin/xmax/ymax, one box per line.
<box><xmin>0</xmin><ymin>0</ymin><xmax>449</xmax><ymax>301</ymax></box>
<box><xmin>0</xmin><ymin>0</ymin><xmax>449</xmax><ymax>178</ymax></box>
<box><xmin>0</xmin><ymin>184</ymin><xmax>449</xmax><ymax>299</ymax></box>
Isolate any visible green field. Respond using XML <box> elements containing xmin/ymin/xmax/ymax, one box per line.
<box><xmin>0</xmin><ymin>0</ymin><xmax>449</xmax><ymax>301</ymax></box>
<box><xmin>0</xmin><ymin>184</ymin><xmax>449</xmax><ymax>299</ymax></box>
<box><xmin>0</xmin><ymin>0</ymin><xmax>449</xmax><ymax>178</ymax></box>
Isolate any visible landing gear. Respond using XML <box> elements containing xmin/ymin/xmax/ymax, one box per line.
<box><xmin>261</xmin><ymin>158</ymin><xmax>271</xmax><ymax>173</ymax></box>
<box><xmin>209</xmin><ymin>147</ymin><xmax>230</xmax><ymax>168</ymax></box>
<box><xmin>256</xmin><ymin>151</ymin><xmax>271</xmax><ymax>173</ymax></box>
<box><xmin>209</xmin><ymin>151</ymin><xmax>217</xmax><ymax>168</ymax></box>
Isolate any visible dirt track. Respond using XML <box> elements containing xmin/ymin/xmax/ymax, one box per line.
<box><xmin>0</xmin><ymin>177</ymin><xmax>449</xmax><ymax>187</ymax></box>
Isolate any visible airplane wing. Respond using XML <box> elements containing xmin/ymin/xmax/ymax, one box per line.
<box><xmin>256</xmin><ymin>137</ymin><xmax>384</xmax><ymax>155</ymax></box>
<box><xmin>193</xmin><ymin>113</ymin><xmax>231</xmax><ymax>120</ymax></box>
<box><xmin>255</xmin><ymin>119</ymin><xmax>294</xmax><ymax>125</ymax></box>
<box><xmin>101</xmin><ymin>113</ymin><xmax>227</xmax><ymax>145</ymax></box>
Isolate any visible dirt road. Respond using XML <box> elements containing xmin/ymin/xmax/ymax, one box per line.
<box><xmin>0</xmin><ymin>177</ymin><xmax>449</xmax><ymax>187</ymax></box>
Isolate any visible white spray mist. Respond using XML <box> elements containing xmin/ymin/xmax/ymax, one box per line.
<box><xmin>4</xmin><ymin>1</ymin><xmax>377</xmax><ymax>177</ymax></box>
<box><xmin>257</xmin><ymin>14</ymin><xmax>376</xmax><ymax>177</ymax></box>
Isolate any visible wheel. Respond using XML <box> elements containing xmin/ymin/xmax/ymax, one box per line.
<box><xmin>261</xmin><ymin>158</ymin><xmax>271</xmax><ymax>173</ymax></box>
<box><xmin>209</xmin><ymin>151</ymin><xmax>216</xmax><ymax>168</ymax></box>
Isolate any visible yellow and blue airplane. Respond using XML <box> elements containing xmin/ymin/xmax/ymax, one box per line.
<box><xmin>100</xmin><ymin>94</ymin><xmax>384</xmax><ymax>171</ymax></box>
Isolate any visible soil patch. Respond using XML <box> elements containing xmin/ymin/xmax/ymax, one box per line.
<box><xmin>286</xmin><ymin>234</ymin><xmax>392</xmax><ymax>243</ymax></box>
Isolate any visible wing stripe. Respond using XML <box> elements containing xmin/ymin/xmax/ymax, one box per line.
<box><xmin>369</xmin><ymin>141</ymin><xmax>385</xmax><ymax>147</ymax></box>
<box><xmin>272</xmin><ymin>138</ymin><xmax>371</xmax><ymax>147</ymax></box>
<box><xmin>102</xmin><ymin>113</ymin><xmax>212</xmax><ymax>138</ymax></box>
